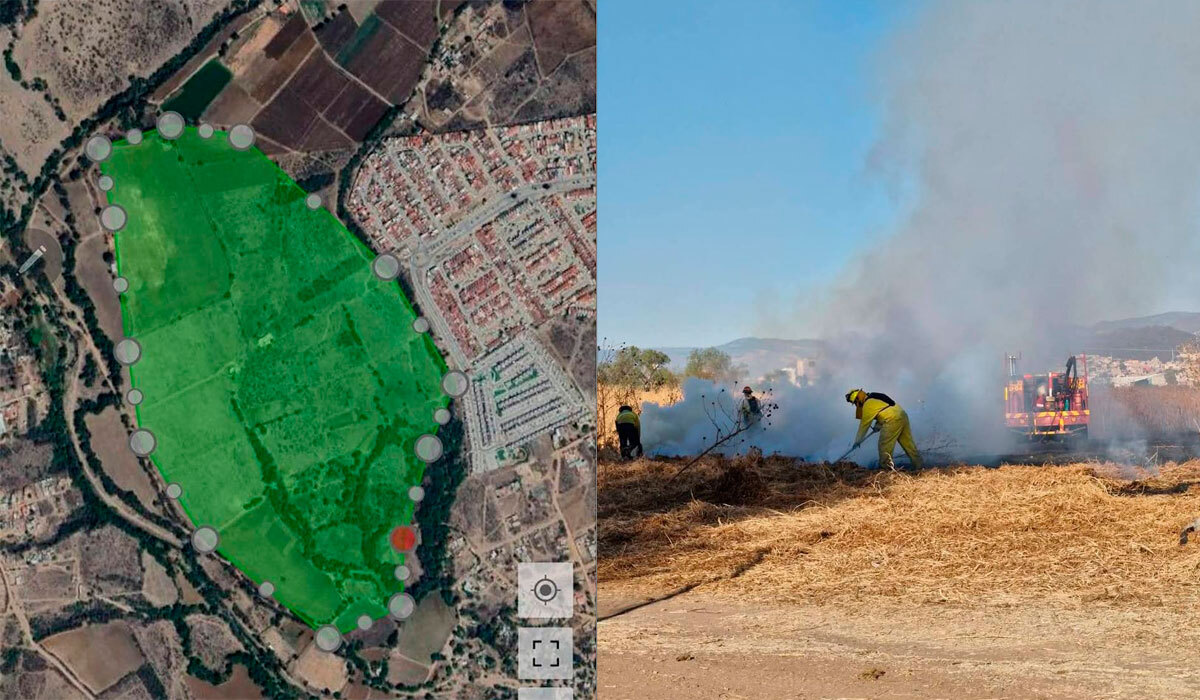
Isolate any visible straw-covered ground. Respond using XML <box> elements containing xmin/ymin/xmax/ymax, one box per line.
<box><xmin>599</xmin><ymin>454</ymin><xmax>1200</xmax><ymax>698</ymax></box>
<box><xmin>601</xmin><ymin>452</ymin><xmax>1200</xmax><ymax>610</ymax></box>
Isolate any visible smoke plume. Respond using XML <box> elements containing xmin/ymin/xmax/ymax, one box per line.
<box><xmin>647</xmin><ymin>2</ymin><xmax>1200</xmax><ymax>461</ymax></box>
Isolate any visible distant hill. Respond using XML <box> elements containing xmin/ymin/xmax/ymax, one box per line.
<box><xmin>1077</xmin><ymin>312</ymin><xmax>1200</xmax><ymax>360</ymax></box>
<box><xmin>1081</xmin><ymin>325</ymin><xmax>1197</xmax><ymax>360</ymax></box>
<box><xmin>639</xmin><ymin>313</ymin><xmax>1200</xmax><ymax>376</ymax></box>
<box><xmin>653</xmin><ymin>337</ymin><xmax>825</xmax><ymax>380</ymax></box>
<box><xmin>1093</xmin><ymin>311</ymin><xmax>1200</xmax><ymax>334</ymax></box>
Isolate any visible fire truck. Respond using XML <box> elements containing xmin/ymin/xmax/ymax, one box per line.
<box><xmin>1004</xmin><ymin>354</ymin><xmax>1090</xmax><ymax>439</ymax></box>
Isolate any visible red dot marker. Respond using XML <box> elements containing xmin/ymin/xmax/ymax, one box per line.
<box><xmin>390</xmin><ymin>526</ymin><xmax>417</xmax><ymax>552</ymax></box>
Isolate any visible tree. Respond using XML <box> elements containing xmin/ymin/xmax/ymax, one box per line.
<box><xmin>598</xmin><ymin>346</ymin><xmax>673</xmax><ymax>393</ymax></box>
<box><xmin>683</xmin><ymin>347</ymin><xmax>745</xmax><ymax>382</ymax></box>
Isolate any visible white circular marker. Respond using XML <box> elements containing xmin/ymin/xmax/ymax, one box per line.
<box><xmin>372</xmin><ymin>254</ymin><xmax>400</xmax><ymax>281</ymax></box>
<box><xmin>115</xmin><ymin>338</ymin><xmax>141</xmax><ymax>365</ymax></box>
<box><xmin>388</xmin><ymin>592</ymin><xmax>416</xmax><ymax>620</ymax></box>
<box><xmin>198</xmin><ymin>123</ymin><xmax>214</xmax><ymax>139</ymax></box>
<box><xmin>229</xmin><ymin>124</ymin><xmax>255</xmax><ymax>150</ymax></box>
<box><xmin>409</xmin><ymin>485</ymin><xmax>425</xmax><ymax>502</ymax></box>
<box><xmin>356</xmin><ymin>615</ymin><xmax>373</xmax><ymax>631</ymax></box>
<box><xmin>394</xmin><ymin>564</ymin><xmax>411</xmax><ymax>582</ymax></box>
<box><xmin>165</xmin><ymin>483</ymin><xmax>182</xmax><ymax>499</ymax></box>
<box><xmin>414</xmin><ymin>434</ymin><xmax>443</xmax><ymax>463</ymax></box>
<box><xmin>157</xmin><ymin>112</ymin><xmax>184</xmax><ymax>140</ymax></box>
<box><xmin>129</xmin><ymin>429</ymin><xmax>156</xmax><ymax>456</ymax></box>
<box><xmin>259</xmin><ymin>580</ymin><xmax>275</xmax><ymax>597</ymax></box>
<box><xmin>433</xmin><ymin>407</ymin><xmax>451</xmax><ymax>425</ymax></box>
<box><xmin>113</xmin><ymin>276</ymin><xmax>129</xmax><ymax>293</ymax></box>
<box><xmin>305</xmin><ymin>193</ymin><xmax>321</xmax><ymax>210</ymax></box>
<box><xmin>315</xmin><ymin>625</ymin><xmax>342</xmax><ymax>652</ymax></box>
<box><xmin>191</xmin><ymin>526</ymin><xmax>219</xmax><ymax>553</ymax></box>
<box><xmin>86</xmin><ymin>135</ymin><xmax>112</xmax><ymax>162</ymax></box>
<box><xmin>100</xmin><ymin>205</ymin><xmax>127</xmax><ymax>232</ymax></box>
<box><xmin>98</xmin><ymin>175</ymin><xmax>114</xmax><ymax>191</ymax></box>
<box><xmin>441</xmin><ymin>371</ymin><xmax>469</xmax><ymax>398</ymax></box>
<box><xmin>126</xmin><ymin>129</ymin><xmax>143</xmax><ymax>145</ymax></box>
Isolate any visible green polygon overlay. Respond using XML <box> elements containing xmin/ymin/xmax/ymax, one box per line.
<box><xmin>102</xmin><ymin>127</ymin><xmax>448</xmax><ymax>632</ymax></box>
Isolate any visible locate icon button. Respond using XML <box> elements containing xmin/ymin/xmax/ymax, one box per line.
<box><xmin>519</xmin><ymin>562</ymin><xmax>573</xmax><ymax>619</ymax></box>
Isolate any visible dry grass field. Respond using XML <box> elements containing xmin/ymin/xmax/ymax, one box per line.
<box><xmin>596</xmin><ymin>384</ymin><xmax>679</xmax><ymax>446</ymax></box>
<box><xmin>42</xmin><ymin>621</ymin><xmax>145</xmax><ymax>694</ymax></box>
<box><xmin>599</xmin><ymin>453</ymin><xmax>1200</xmax><ymax>697</ymax></box>
<box><xmin>601</xmin><ymin>455</ymin><xmax>1200</xmax><ymax>604</ymax></box>
<box><xmin>83</xmin><ymin>406</ymin><xmax>163</xmax><ymax>515</ymax></box>
<box><xmin>1093</xmin><ymin>384</ymin><xmax>1200</xmax><ymax>438</ymax></box>
<box><xmin>184</xmin><ymin>665</ymin><xmax>264</xmax><ymax>700</ymax></box>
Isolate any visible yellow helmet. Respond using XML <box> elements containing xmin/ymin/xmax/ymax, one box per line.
<box><xmin>845</xmin><ymin>388</ymin><xmax>866</xmax><ymax>404</ymax></box>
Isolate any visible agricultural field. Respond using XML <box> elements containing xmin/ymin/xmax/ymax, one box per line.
<box><xmin>102</xmin><ymin>126</ymin><xmax>450</xmax><ymax>632</ymax></box>
<box><xmin>599</xmin><ymin>453</ymin><xmax>1200</xmax><ymax>698</ymax></box>
<box><xmin>213</xmin><ymin>2</ymin><xmax>436</xmax><ymax>160</ymax></box>
<box><xmin>41</xmin><ymin>621</ymin><xmax>146</xmax><ymax>694</ymax></box>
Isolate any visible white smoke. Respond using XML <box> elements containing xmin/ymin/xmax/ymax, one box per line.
<box><xmin>643</xmin><ymin>2</ymin><xmax>1200</xmax><ymax>460</ymax></box>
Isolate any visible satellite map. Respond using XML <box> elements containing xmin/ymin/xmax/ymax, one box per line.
<box><xmin>0</xmin><ymin>1</ymin><xmax>596</xmax><ymax>698</ymax></box>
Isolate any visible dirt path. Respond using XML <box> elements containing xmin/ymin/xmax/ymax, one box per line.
<box><xmin>598</xmin><ymin>590</ymin><xmax>1200</xmax><ymax>699</ymax></box>
<box><xmin>0</xmin><ymin>565</ymin><xmax>96</xmax><ymax>698</ymax></box>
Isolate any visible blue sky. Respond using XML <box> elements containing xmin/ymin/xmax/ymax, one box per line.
<box><xmin>597</xmin><ymin>0</ymin><xmax>921</xmax><ymax>348</ymax></box>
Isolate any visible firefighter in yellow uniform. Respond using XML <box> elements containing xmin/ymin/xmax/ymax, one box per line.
<box><xmin>614</xmin><ymin>405</ymin><xmax>643</xmax><ymax>459</ymax></box>
<box><xmin>845</xmin><ymin>389</ymin><xmax>923</xmax><ymax>469</ymax></box>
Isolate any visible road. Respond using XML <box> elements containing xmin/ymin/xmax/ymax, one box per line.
<box><xmin>599</xmin><ymin>590</ymin><xmax>1200</xmax><ymax>699</ymax></box>
<box><xmin>52</xmin><ymin>281</ymin><xmax>183</xmax><ymax>549</ymax></box>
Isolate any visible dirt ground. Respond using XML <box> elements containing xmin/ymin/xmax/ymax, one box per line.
<box><xmin>84</xmin><ymin>406</ymin><xmax>163</xmax><ymax>514</ymax></box>
<box><xmin>599</xmin><ymin>454</ymin><xmax>1200</xmax><ymax>698</ymax></box>
<box><xmin>184</xmin><ymin>664</ymin><xmax>264</xmax><ymax>700</ymax></box>
<box><xmin>74</xmin><ymin>235</ymin><xmax>122</xmax><ymax>342</ymax></box>
<box><xmin>41</xmin><ymin>621</ymin><xmax>145</xmax><ymax>694</ymax></box>
<box><xmin>599</xmin><ymin>592</ymin><xmax>1200</xmax><ymax>699</ymax></box>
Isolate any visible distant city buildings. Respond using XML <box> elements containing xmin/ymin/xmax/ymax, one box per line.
<box><xmin>351</xmin><ymin>116</ymin><xmax>596</xmax><ymax>472</ymax></box>
<box><xmin>465</xmin><ymin>332</ymin><xmax>590</xmax><ymax>470</ymax></box>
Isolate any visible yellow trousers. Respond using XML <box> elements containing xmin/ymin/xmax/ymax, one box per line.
<box><xmin>876</xmin><ymin>406</ymin><xmax>923</xmax><ymax>469</ymax></box>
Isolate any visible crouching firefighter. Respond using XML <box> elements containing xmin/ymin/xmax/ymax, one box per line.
<box><xmin>614</xmin><ymin>405</ymin><xmax>643</xmax><ymax>459</ymax></box>
<box><xmin>845</xmin><ymin>388</ymin><xmax>923</xmax><ymax>469</ymax></box>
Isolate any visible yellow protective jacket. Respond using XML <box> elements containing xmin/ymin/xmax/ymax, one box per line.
<box><xmin>615</xmin><ymin>409</ymin><xmax>640</xmax><ymax>429</ymax></box>
<box><xmin>855</xmin><ymin>394</ymin><xmax>898</xmax><ymax>444</ymax></box>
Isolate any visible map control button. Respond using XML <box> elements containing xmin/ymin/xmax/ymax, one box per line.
<box><xmin>518</xmin><ymin>627</ymin><xmax>573</xmax><ymax>680</ymax></box>
<box><xmin>518</xmin><ymin>562</ymin><xmax>573</xmax><ymax>619</ymax></box>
